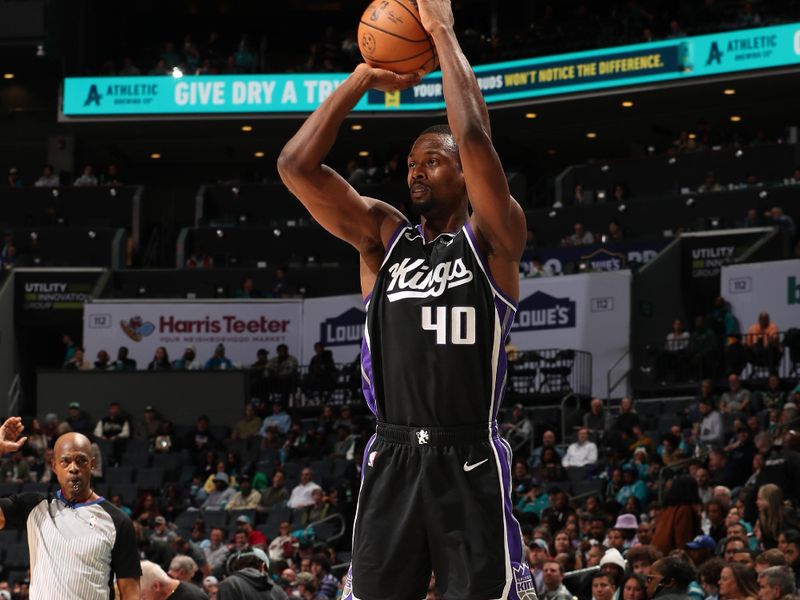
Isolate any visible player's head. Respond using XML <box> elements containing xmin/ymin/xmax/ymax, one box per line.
<box><xmin>52</xmin><ymin>432</ymin><xmax>96</xmax><ymax>503</ymax></box>
<box><xmin>407</xmin><ymin>124</ymin><xmax>466</xmax><ymax>219</ymax></box>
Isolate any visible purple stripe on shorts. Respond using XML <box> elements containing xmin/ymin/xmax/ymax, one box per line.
<box><xmin>493</xmin><ymin>436</ymin><xmax>535</xmax><ymax>600</ymax></box>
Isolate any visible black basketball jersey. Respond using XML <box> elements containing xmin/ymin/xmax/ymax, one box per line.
<box><xmin>361</xmin><ymin>222</ymin><xmax>517</xmax><ymax>427</ymax></box>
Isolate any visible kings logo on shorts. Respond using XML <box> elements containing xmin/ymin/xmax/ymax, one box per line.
<box><xmin>512</xmin><ymin>290</ymin><xmax>576</xmax><ymax>331</ymax></box>
<box><xmin>385</xmin><ymin>257</ymin><xmax>473</xmax><ymax>302</ymax></box>
<box><xmin>512</xmin><ymin>562</ymin><xmax>537</xmax><ymax>600</ymax></box>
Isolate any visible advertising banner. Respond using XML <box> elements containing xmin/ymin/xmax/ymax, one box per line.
<box><xmin>720</xmin><ymin>259</ymin><xmax>800</xmax><ymax>332</ymax></box>
<box><xmin>510</xmin><ymin>271</ymin><xmax>631</xmax><ymax>397</ymax></box>
<box><xmin>300</xmin><ymin>294</ymin><xmax>365</xmax><ymax>364</ymax></box>
<box><xmin>15</xmin><ymin>269</ymin><xmax>102</xmax><ymax>326</ymax></box>
<box><xmin>522</xmin><ymin>239</ymin><xmax>669</xmax><ymax>276</ymax></box>
<box><xmin>62</xmin><ymin>22</ymin><xmax>800</xmax><ymax>118</ymax></box>
<box><xmin>82</xmin><ymin>301</ymin><xmax>303</xmax><ymax>368</ymax></box>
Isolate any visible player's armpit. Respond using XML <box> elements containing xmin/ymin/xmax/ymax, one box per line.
<box><xmin>116</xmin><ymin>577</ymin><xmax>140</xmax><ymax>599</ymax></box>
<box><xmin>0</xmin><ymin>507</ymin><xmax>5</xmax><ymax>530</ymax></box>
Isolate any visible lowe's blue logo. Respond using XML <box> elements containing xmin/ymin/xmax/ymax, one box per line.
<box><xmin>320</xmin><ymin>307</ymin><xmax>366</xmax><ymax>346</ymax></box>
<box><xmin>513</xmin><ymin>291</ymin><xmax>576</xmax><ymax>331</ymax></box>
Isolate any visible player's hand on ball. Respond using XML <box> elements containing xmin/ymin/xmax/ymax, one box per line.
<box><xmin>417</xmin><ymin>0</ymin><xmax>455</xmax><ymax>34</ymax></box>
<box><xmin>0</xmin><ymin>416</ymin><xmax>27</xmax><ymax>454</ymax></box>
<box><xmin>356</xmin><ymin>63</ymin><xmax>423</xmax><ymax>92</ymax></box>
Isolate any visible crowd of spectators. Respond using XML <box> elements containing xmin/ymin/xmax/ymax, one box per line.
<box><xmin>5</xmin><ymin>164</ymin><xmax>123</xmax><ymax>190</ymax></box>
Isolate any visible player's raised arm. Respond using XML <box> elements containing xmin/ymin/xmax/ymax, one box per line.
<box><xmin>417</xmin><ymin>0</ymin><xmax>526</xmax><ymax>260</ymax></box>
<box><xmin>0</xmin><ymin>417</ymin><xmax>27</xmax><ymax>529</ymax></box>
<box><xmin>277</xmin><ymin>64</ymin><xmax>419</xmax><ymax>253</ymax></box>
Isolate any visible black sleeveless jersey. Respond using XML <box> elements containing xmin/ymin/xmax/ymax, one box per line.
<box><xmin>361</xmin><ymin>222</ymin><xmax>518</xmax><ymax>427</ymax></box>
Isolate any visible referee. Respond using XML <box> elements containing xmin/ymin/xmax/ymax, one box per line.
<box><xmin>0</xmin><ymin>417</ymin><xmax>141</xmax><ymax>599</ymax></box>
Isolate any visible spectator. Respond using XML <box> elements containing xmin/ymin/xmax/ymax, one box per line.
<box><xmin>172</xmin><ymin>345</ymin><xmax>202</xmax><ymax>370</ymax></box>
<box><xmin>203</xmin><ymin>527</ymin><xmax>230</xmax><ymax>577</ymax></box>
<box><xmin>204</xmin><ymin>344</ymin><xmax>233</xmax><ymax>370</ymax></box>
<box><xmin>287</xmin><ymin>468</ymin><xmax>322</xmax><ymax>510</ymax></box>
<box><xmin>744</xmin><ymin>312</ymin><xmax>782</xmax><ymax>370</ymax></box>
<box><xmin>529</xmin><ymin>430</ymin><xmax>563</xmax><ymax>469</ymax></box>
<box><xmin>134</xmin><ymin>405</ymin><xmax>163</xmax><ymax>441</ymax></box>
<box><xmin>202</xmin><ymin>576</ymin><xmax>218</xmax><ymax>598</ymax></box>
<box><xmin>234</xmin><ymin>277</ymin><xmax>262</xmax><ymax>299</ymax></box>
<box><xmin>185</xmin><ymin>415</ymin><xmax>217</xmax><ymax>460</ymax></box>
<box><xmin>215</xmin><ymin>546</ymin><xmax>285</xmax><ymax>599</ymax></box>
<box><xmin>600</xmin><ymin>548</ymin><xmax>627</xmax><ymax>592</ymax></box>
<box><xmin>757</xmin><ymin>566</ymin><xmax>795</xmax><ymax>600</ymax></box>
<box><xmin>202</xmin><ymin>472</ymin><xmax>236</xmax><ymax>510</ymax></box>
<box><xmin>584</xmin><ymin>397</ymin><xmax>611</xmax><ymax>435</ymax></box>
<box><xmin>167</xmin><ymin>554</ymin><xmax>199</xmax><ymax>585</ymax></box>
<box><xmin>74</xmin><ymin>164</ymin><xmax>98</xmax><ymax>186</ymax></box>
<box><xmin>718</xmin><ymin>563</ymin><xmax>759</xmax><ymax>600</ymax></box>
<box><xmin>698</xmin><ymin>558</ymin><xmax>726</xmax><ymax>600</ymax></box>
<box><xmin>259</xmin><ymin>401</ymin><xmax>292</xmax><ymax>437</ymax></box>
<box><xmin>541</xmin><ymin>485</ymin><xmax>574</xmax><ymax>534</ymax></box>
<box><xmin>93</xmin><ymin>402</ymin><xmax>131</xmax><ymax>441</ymax></box>
<box><xmin>694</xmin><ymin>468</ymin><xmax>712</xmax><ymax>505</ymax></box>
<box><xmin>112</xmin><ymin>346</ymin><xmax>137</xmax><ymax>371</ymax></box>
<box><xmin>267</xmin><ymin>344</ymin><xmax>299</xmax><ymax>395</ymax></box>
<box><xmin>140</xmin><ymin>560</ymin><xmax>208</xmax><ymax>599</ymax></box>
<box><xmin>685</xmin><ymin>535</ymin><xmax>716</xmax><ymax>567</ymax></box>
<box><xmin>606</xmin><ymin>219</ymin><xmax>624</xmax><ymax>242</ymax></box>
<box><xmin>258</xmin><ymin>471</ymin><xmax>290</xmax><ymax>513</ymax></box>
<box><xmin>765</xmin><ymin>207</ymin><xmax>796</xmax><ymax>238</ymax></box>
<box><xmin>645</xmin><ymin>557</ymin><xmax>696</xmax><ymax>600</ymax></box>
<box><xmin>528</xmin><ymin>538</ymin><xmax>550</xmax><ymax>594</ymax></box>
<box><xmin>698</xmin><ymin>172</ymin><xmax>722</xmax><ymax>193</ymax></box>
<box><xmin>93</xmin><ymin>350</ymin><xmax>111</xmax><ymax>370</ymax></box>
<box><xmin>7</xmin><ymin>166</ymin><xmax>22</xmax><ymax>187</ymax></box>
<box><xmin>148</xmin><ymin>515</ymin><xmax>177</xmax><ymax>545</ymax></box>
<box><xmin>185</xmin><ymin>247</ymin><xmax>214</xmax><ymax>269</ymax></box>
<box><xmin>226</xmin><ymin>474</ymin><xmax>262</xmax><ymax>510</ymax></box>
<box><xmin>502</xmin><ymin>403</ymin><xmax>533</xmax><ymax>449</ymax></box>
<box><xmin>0</xmin><ymin>451</ymin><xmax>31</xmax><ymax>483</ymax></box>
<box><xmin>758</xmin><ymin>374</ymin><xmax>786</xmax><ymax>411</ymax></box>
<box><xmin>708</xmin><ymin>449</ymin><xmax>737</xmax><ymax>489</ymax></box>
<box><xmin>652</xmin><ymin>476</ymin><xmax>702</xmax><ymax>555</ymax></box>
<box><xmin>541</xmin><ymin>560</ymin><xmax>571</xmax><ymax>600</ymax></box>
<box><xmin>562</xmin><ymin>427</ymin><xmax>597</xmax><ymax>468</ymax></box>
<box><xmin>697</xmin><ymin>397</ymin><xmax>724</xmax><ymax>449</ymax></box>
<box><xmin>526</xmin><ymin>256</ymin><xmax>551</xmax><ymax>278</ymax></box>
<box><xmin>34</xmin><ymin>164</ymin><xmax>59</xmax><ymax>187</ymax></box>
<box><xmin>688</xmin><ymin>317</ymin><xmax>718</xmax><ymax>379</ymax></box>
<box><xmin>563</xmin><ymin>222</ymin><xmax>595</xmax><ymax>246</ymax></box>
<box><xmin>103</xmin><ymin>164</ymin><xmax>123</xmax><ymax>186</ymax></box>
<box><xmin>65</xmin><ymin>401</ymin><xmax>93</xmax><ymax>436</ymax></box>
<box><xmin>234</xmin><ymin>515</ymin><xmax>267</xmax><ymax>549</ymax></box>
<box><xmin>304</xmin><ymin>342</ymin><xmax>336</xmax><ymax>393</ymax></box>
<box><xmin>592</xmin><ymin>572</ymin><xmax>617</xmax><ymax>600</ymax></box>
<box><xmin>232</xmin><ymin>404</ymin><xmax>261</xmax><ymax>440</ymax></box>
<box><xmin>622</xmin><ymin>574</ymin><xmax>646</xmax><ymax>600</ymax></box>
<box><xmin>299</xmin><ymin>488</ymin><xmax>330</xmax><ymax>526</ymax></box>
<box><xmin>63</xmin><ymin>346</ymin><xmax>92</xmax><ymax>370</ymax></box>
<box><xmin>268</xmin><ymin>522</ymin><xmax>298</xmax><ymax>563</ymax></box>
<box><xmin>250</xmin><ymin>349</ymin><xmax>269</xmax><ymax>373</ymax></box>
<box><xmin>147</xmin><ymin>346</ymin><xmax>172</xmax><ymax>371</ymax></box>
<box><xmin>756</xmin><ymin>484</ymin><xmax>797</xmax><ymax>550</ymax></box>
<box><xmin>310</xmin><ymin>554</ymin><xmax>338</xmax><ymax>598</ymax></box>
<box><xmin>754</xmin><ymin>550</ymin><xmax>787</xmax><ymax>574</ymax></box>
<box><xmin>662</xmin><ymin>319</ymin><xmax>690</xmax><ymax>381</ymax></box>
<box><xmin>740</xmin><ymin>208</ymin><xmax>764</xmax><ymax>229</ymax></box>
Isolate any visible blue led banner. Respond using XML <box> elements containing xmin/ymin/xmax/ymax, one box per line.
<box><xmin>61</xmin><ymin>22</ymin><xmax>800</xmax><ymax>118</ymax></box>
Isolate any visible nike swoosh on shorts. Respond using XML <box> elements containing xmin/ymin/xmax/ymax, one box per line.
<box><xmin>463</xmin><ymin>459</ymin><xmax>489</xmax><ymax>472</ymax></box>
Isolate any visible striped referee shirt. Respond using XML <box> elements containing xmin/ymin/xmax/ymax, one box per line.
<box><xmin>0</xmin><ymin>491</ymin><xmax>141</xmax><ymax>600</ymax></box>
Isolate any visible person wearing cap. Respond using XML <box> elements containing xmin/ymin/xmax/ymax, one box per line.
<box><xmin>226</xmin><ymin>473</ymin><xmax>262</xmax><ymax>511</ymax></box>
<box><xmin>611</xmin><ymin>514</ymin><xmax>639</xmax><ymax>549</ymax></box>
<box><xmin>562</xmin><ymin>427</ymin><xmax>598</xmax><ymax>468</ymax></box>
<box><xmin>141</xmin><ymin>559</ymin><xmax>208</xmax><ymax>599</ymax></box>
<box><xmin>528</xmin><ymin>538</ymin><xmax>550</xmax><ymax>595</ymax></box>
<box><xmin>149</xmin><ymin>515</ymin><xmax>178</xmax><ymax>545</ymax></box>
<box><xmin>600</xmin><ymin>548</ymin><xmax>627</xmax><ymax>597</ymax></box>
<box><xmin>234</xmin><ymin>514</ymin><xmax>267</xmax><ymax>549</ymax></box>
<box><xmin>202</xmin><ymin>472</ymin><xmax>236</xmax><ymax>510</ymax></box>
<box><xmin>685</xmin><ymin>535</ymin><xmax>715</xmax><ymax>567</ymax></box>
<box><xmin>134</xmin><ymin>405</ymin><xmax>164</xmax><ymax>441</ymax></box>
<box><xmin>7</xmin><ymin>167</ymin><xmax>22</xmax><ymax>187</ymax></box>
<box><xmin>217</xmin><ymin>546</ymin><xmax>287</xmax><ymax>600</ymax></box>
<box><xmin>173</xmin><ymin>345</ymin><xmax>202</xmax><ymax>370</ymax></box>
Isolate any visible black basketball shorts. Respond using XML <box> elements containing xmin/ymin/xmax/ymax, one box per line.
<box><xmin>341</xmin><ymin>422</ymin><xmax>536</xmax><ymax>600</ymax></box>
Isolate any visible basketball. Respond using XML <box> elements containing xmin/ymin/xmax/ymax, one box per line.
<box><xmin>358</xmin><ymin>0</ymin><xmax>438</xmax><ymax>75</ymax></box>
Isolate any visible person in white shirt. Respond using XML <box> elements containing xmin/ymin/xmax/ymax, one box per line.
<box><xmin>286</xmin><ymin>467</ymin><xmax>321</xmax><ymax>509</ymax></box>
<box><xmin>562</xmin><ymin>427</ymin><xmax>598</xmax><ymax>468</ymax></box>
<box><xmin>34</xmin><ymin>165</ymin><xmax>59</xmax><ymax>188</ymax></box>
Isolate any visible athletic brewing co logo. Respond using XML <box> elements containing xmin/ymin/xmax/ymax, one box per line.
<box><xmin>512</xmin><ymin>291</ymin><xmax>576</xmax><ymax>331</ymax></box>
<box><xmin>320</xmin><ymin>307</ymin><xmax>366</xmax><ymax>347</ymax></box>
<box><xmin>385</xmin><ymin>257</ymin><xmax>473</xmax><ymax>302</ymax></box>
<box><xmin>84</xmin><ymin>85</ymin><xmax>103</xmax><ymax>106</ymax></box>
<box><xmin>120</xmin><ymin>315</ymin><xmax>156</xmax><ymax>342</ymax></box>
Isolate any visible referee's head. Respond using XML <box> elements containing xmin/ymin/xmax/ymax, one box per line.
<box><xmin>52</xmin><ymin>432</ymin><xmax>96</xmax><ymax>504</ymax></box>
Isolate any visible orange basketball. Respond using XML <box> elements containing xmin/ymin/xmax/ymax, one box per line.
<box><xmin>358</xmin><ymin>0</ymin><xmax>438</xmax><ymax>75</ymax></box>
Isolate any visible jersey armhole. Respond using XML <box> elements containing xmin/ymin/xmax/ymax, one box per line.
<box><xmin>364</xmin><ymin>221</ymin><xmax>410</xmax><ymax>306</ymax></box>
<box><xmin>463</xmin><ymin>222</ymin><xmax>518</xmax><ymax>309</ymax></box>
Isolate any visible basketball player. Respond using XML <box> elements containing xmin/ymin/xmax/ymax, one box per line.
<box><xmin>0</xmin><ymin>417</ymin><xmax>141</xmax><ymax>599</ymax></box>
<box><xmin>278</xmin><ymin>1</ymin><xmax>532</xmax><ymax>598</ymax></box>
